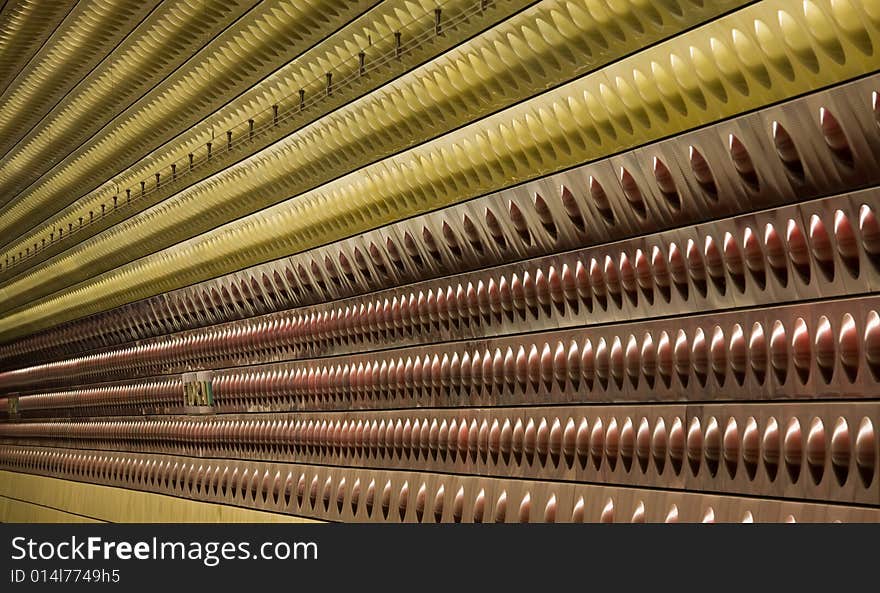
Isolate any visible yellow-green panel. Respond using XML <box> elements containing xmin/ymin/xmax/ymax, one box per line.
<box><xmin>1</xmin><ymin>0</ymin><xmax>536</xmax><ymax>271</ymax></box>
<box><xmin>0</xmin><ymin>0</ymin><xmax>878</xmax><ymax>341</ymax></box>
<box><xmin>0</xmin><ymin>0</ymin><xmax>751</xmax><ymax>314</ymax></box>
<box><xmin>0</xmin><ymin>471</ymin><xmax>320</xmax><ymax>523</ymax></box>
<box><xmin>0</xmin><ymin>0</ymin><xmax>375</xmax><ymax>242</ymax></box>
<box><xmin>0</xmin><ymin>496</ymin><xmax>102</xmax><ymax>523</ymax></box>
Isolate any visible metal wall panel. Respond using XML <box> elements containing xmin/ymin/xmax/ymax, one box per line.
<box><xmin>1</xmin><ymin>0</ymin><xmax>879</xmax><ymax>522</ymax></box>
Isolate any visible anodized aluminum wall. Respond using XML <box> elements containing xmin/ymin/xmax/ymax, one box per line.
<box><xmin>0</xmin><ymin>0</ymin><xmax>879</xmax><ymax>523</ymax></box>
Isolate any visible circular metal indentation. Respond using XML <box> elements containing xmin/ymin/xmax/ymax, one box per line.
<box><xmin>544</xmin><ymin>494</ymin><xmax>557</xmax><ymax>523</ymax></box>
<box><xmin>702</xmin><ymin>508</ymin><xmax>716</xmax><ymax>524</ymax></box>
<box><xmin>600</xmin><ymin>498</ymin><xmax>614</xmax><ymax>523</ymax></box>
<box><xmin>770</xmin><ymin>320</ymin><xmax>788</xmax><ymax>384</ymax></box>
<box><xmin>669</xmin><ymin>417</ymin><xmax>685</xmax><ymax>475</ymax></box>
<box><xmin>571</xmin><ymin>496</ymin><xmax>585</xmax><ymax>523</ymax></box>
<box><xmin>839</xmin><ymin>313</ymin><xmax>859</xmax><ymax>382</ymax></box>
<box><xmin>687</xmin><ymin>417</ymin><xmax>703</xmax><ymax>476</ymax></box>
<box><xmin>705</xmin><ymin>417</ymin><xmax>722</xmax><ymax>477</ymax></box>
<box><xmin>433</xmin><ymin>485</ymin><xmax>445</xmax><ymax>523</ymax></box>
<box><xmin>605</xmin><ymin>417</ymin><xmax>620</xmax><ymax>471</ymax></box>
<box><xmin>494</xmin><ymin>491</ymin><xmax>508</xmax><ymax>523</ymax></box>
<box><xmin>619</xmin><ymin>167</ymin><xmax>647</xmax><ymax>218</ymax></box>
<box><xmin>631</xmin><ymin>501</ymin><xmax>646</xmax><ymax>524</ymax></box>
<box><xmin>560</xmin><ymin>185</ymin><xmax>586</xmax><ymax>233</ymax></box>
<box><xmin>398</xmin><ymin>482</ymin><xmax>409</xmax><ymax>521</ymax></box>
<box><xmin>452</xmin><ymin>486</ymin><xmax>465</xmax><ymax>523</ymax></box>
<box><xmin>830</xmin><ymin>418</ymin><xmax>850</xmax><ymax>486</ymax></box>
<box><xmin>518</xmin><ymin>493</ymin><xmax>531</xmax><ymax>523</ymax></box>
<box><xmin>531</xmin><ymin>194</ymin><xmax>557</xmax><ymax>243</ymax></box>
<box><xmin>652</xmin><ymin>156</ymin><xmax>680</xmax><ymax>208</ymax></box>
<box><xmin>589</xmin><ymin>176</ymin><xmax>614</xmax><ymax>222</ymax></box>
<box><xmin>834</xmin><ymin>210</ymin><xmax>860</xmax><ymax>277</ymax></box>
<box><xmin>728</xmin><ymin>133</ymin><xmax>759</xmax><ymax>188</ymax></box>
<box><xmin>809</xmin><ymin>214</ymin><xmax>835</xmax><ymax>280</ymax></box>
<box><xmin>473</xmin><ymin>489</ymin><xmax>486</xmax><ymax>523</ymax></box>
<box><xmin>689</xmin><ymin>146</ymin><xmax>718</xmax><ymax>197</ymax></box>
<box><xmin>772</xmin><ymin>121</ymin><xmax>805</xmax><ymax>180</ymax></box>
<box><xmin>742</xmin><ymin>417</ymin><xmax>760</xmax><ymax>480</ymax></box>
<box><xmin>784</xmin><ymin>418</ymin><xmax>803</xmax><ymax>484</ymax></box>
<box><xmin>806</xmin><ymin>417</ymin><xmax>826</xmax><ymax>485</ymax></box>
<box><xmin>414</xmin><ymin>483</ymin><xmax>427</xmax><ymax>522</ymax></box>
<box><xmin>508</xmin><ymin>201</ymin><xmax>531</xmax><ymax>245</ymax></box>
<box><xmin>815</xmin><ymin>316</ymin><xmax>835</xmax><ymax>383</ymax></box>
<box><xmin>859</xmin><ymin>204</ymin><xmax>880</xmax><ymax>258</ymax></box>
<box><xmin>856</xmin><ymin>417</ymin><xmax>876</xmax><ymax>488</ymax></box>
<box><xmin>652</xmin><ymin>418</ymin><xmax>668</xmax><ymax>474</ymax></box>
<box><xmin>786</xmin><ymin>219</ymin><xmax>811</xmax><ymax>283</ymax></box>
<box><xmin>792</xmin><ymin>318</ymin><xmax>811</xmax><ymax>384</ymax></box>
<box><xmin>723</xmin><ymin>418</ymin><xmax>739</xmax><ymax>478</ymax></box>
<box><xmin>819</xmin><ymin>107</ymin><xmax>854</xmax><ymax>167</ymax></box>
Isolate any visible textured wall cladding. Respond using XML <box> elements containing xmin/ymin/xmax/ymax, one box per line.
<box><xmin>0</xmin><ymin>0</ymin><xmax>539</xmax><ymax>286</ymax></box>
<box><xmin>2</xmin><ymin>0</ymin><xmax>879</xmax><ymax>341</ymax></box>
<box><xmin>3</xmin><ymin>190</ymin><xmax>879</xmax><ymax>390</ymax></box>
<box><xmin>12</xmin><ymin>295</ymin><xmax>880</xmax><ymax>417</ymax></box>
<box><xmin>3</xmin><ymin>403</ymin><xmax>877</xmax><ymax>504</ymax></box>
<box><xmin>0</xmin><ymin>0</ymin><xmax>161</xmax><ymax>162</ymax></box>
<box><xmin>2</xmin><ymin>72</ymin><xmax>879</xmax><ymax>370</ymax></box>
<box><xmin>1</xmin><ymin>445</ymin><xmax>878</xmax><ymax>523</ymax></box>
<box><xmin>0</xmin><ymin>0</ymin><xmax>743</xmax><ymax>287</ymax></box>
<box><xmin>1</xmin><ymin>1</ymin><xmax>880</xmax><ymax>522</ymax></box>
<box><xmin>0</xmin><ymin>0</ymin><xmax>378</xmax><ymax>243</ymax></box>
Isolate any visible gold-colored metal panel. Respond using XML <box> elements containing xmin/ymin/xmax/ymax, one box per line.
<box><xmin>0</xmin><ymin>469</ymin><xmax>319</xmax><ymax>523</ymax></box>
<box><xmin>1</xmin><ymin>0</ymin><xmax>877</xmax><ymax>341</ymax></box>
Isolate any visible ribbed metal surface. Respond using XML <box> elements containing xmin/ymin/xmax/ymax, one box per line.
<box><xmin>0</xmin><ymin>0</ymin><xmax>537</xmax><ymax>280</ymax></box>
<box><xmin>0</xmin><ymin>1</ymin><xmax>77</xmax><ymax>96</ymax></box>
<box><xmin>1</xmin><ymin>0</ymin><xmax>879</xmax><ymax>523</ymax></box>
